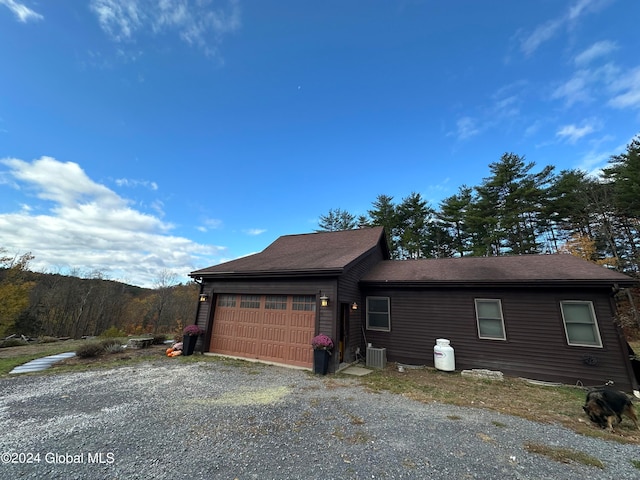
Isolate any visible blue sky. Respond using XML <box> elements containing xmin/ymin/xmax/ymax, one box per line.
<box><xmin>1</xmin><ymin>0</ymin><xmax>639</xmax><ymax>287</ymax></box>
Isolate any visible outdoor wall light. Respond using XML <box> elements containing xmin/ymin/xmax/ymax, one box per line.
<box><xmin>351</xmin><ymin>302</ymin><xmax>358</xmax><ymax>311</ymax></box>
<box><xmin>319</xmin><ymin>294</ymin><xmax>329</xmax><ymax>308</ymax></box>
<box><xmin>199</xmin><ymin>293</ymin><xmax>209</xmax><ymax>303</ymax></box>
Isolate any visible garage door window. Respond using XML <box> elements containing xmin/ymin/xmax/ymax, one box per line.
<box><xmin>217</xmin><ymin>294</ymin><xmax>236</xmax><ymax>307</ymax></box>
<box><xmin>293</xmin><ymin>295</ymin><xmax>316</xmax><ymax>311</ymax></box>
<box><xmin>240</xmin><ymin>295</ymin><xmax>261</xmax><ymax>308</ymax></box>
<box><xmin>265</xmin><ymin>295</ymin><xmax>287</xmax><ymax>310</ymax></box>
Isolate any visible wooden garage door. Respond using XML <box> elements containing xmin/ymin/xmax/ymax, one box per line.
<box><xmin>210</xmin><ymin>294</ymin><xmax>315</xmax><ymax>368</ymax></box>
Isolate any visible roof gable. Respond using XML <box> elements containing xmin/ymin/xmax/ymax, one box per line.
<box><xmin>360</xmin><ymin>254</ymin><xmax>636</xmax><ymax>286</ymax></box>
<box><xmin>191</xmin><ymin>227</ymin><xmax>388</xmax><ymax>277</ymax></box>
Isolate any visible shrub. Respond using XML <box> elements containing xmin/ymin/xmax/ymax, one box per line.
<box><xmin>100</xmin><ymin>326</ymin><xmax>127</xmax><ymax>338</ymax></box>
<box><xmin>76</xmin><ymin>342</ymin><xmax>105</xmax><ymax>358</ymax></box>
<box><xmin>152</xmin><ymin>334</ymin><xmax>167</xmax><ymax>345</ymax></box>
<box><xmin>100</xmin><ymin>338</ymin><xmax>123</xmax><ymax>350</ymax></box>
<box><xmin>103</xmin><ymin>342</ymin><xmax>125</xmax><ymax>354</ymax></box>
<box><xmin>0</xmin><ymin>338</ymin><xmax>28</xmax><ymax>348</ymax></box>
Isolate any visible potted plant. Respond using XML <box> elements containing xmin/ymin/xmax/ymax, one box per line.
<box><xmin>311</xmin><ymin>333</ymin><xmax>333</xmax><ymax>375</ymax></box>
<box><xmin>182</xmin><ymin>324</ymin><xmax>204</xmax><ymax>356</ymax></box>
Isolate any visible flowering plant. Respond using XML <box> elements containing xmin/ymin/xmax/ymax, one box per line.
<box><xmin>183</xmin><ymin>324</ymin><xmax>204</xmax><ymax>336</ymax></box>
<box><xmin>311</xmin><ymin>333</ymin><xmax>333</xmax><ymax>351</ymax></box>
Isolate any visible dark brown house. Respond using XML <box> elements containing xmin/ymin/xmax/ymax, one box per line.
<box><xmin>189</xmin><ymin>227</ymin><xmax>639</xmax><ymax>393</ymax></box>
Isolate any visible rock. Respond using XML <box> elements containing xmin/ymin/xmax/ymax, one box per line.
<box><xmin>460</xmin><ymin>369</ymin><xmax>504</xmax><ymax>381</ymax></box>
<box><xmin>126</xmin><ymin>338</ymin><xmax>154</xmax><ymax>349</ymax></box>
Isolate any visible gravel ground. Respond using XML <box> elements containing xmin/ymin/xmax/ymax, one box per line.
<box><xmin>1</xmin><ymin>360</ymin><xmax>639</xmax><ymax>480</ymax></box>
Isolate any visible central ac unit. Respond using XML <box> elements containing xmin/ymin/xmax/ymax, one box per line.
<box><xmin>366</xmin><ymin>347</ymin><xmax>387</xmax><ymax>369</ymax></box>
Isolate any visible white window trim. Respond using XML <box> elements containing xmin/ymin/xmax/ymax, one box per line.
<box><xmin>560</xmin><ymin>300</ymin><xmax>603</xmax><ymax>348</ymax></box>
<box><xmin>475</xmin><ymin>298</ymin><xmax>506</xmax><ymax>341</ymax></box>
<box><xmin>366</xmin><ymin>296</ymin><xmax>391</xmax><ymax>332</ymax></box>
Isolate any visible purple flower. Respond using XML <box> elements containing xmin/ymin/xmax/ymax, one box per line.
<box><xmin>183</xmin><ymin>324</ymin><xmax>204</xmax><ymax>336</ymax></box>
<box><xmin>311</xmin><ymin>333</ymin><xmax>333</xmax><ymax>350</ymax></box>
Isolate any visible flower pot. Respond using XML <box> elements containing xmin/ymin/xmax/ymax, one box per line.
<box><xmin>313</xmin><ymin>349</ymin><xmax>330</xmax><ymax>375</ymax></box>
<box><xmin>182</xmin><ymin>334</ymin><xmax>198</xmax><ymax>356</ymax></box>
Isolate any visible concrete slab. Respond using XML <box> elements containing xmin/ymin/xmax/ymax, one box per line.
<box><xmin>341</xmin><ymin>366</ymin><xmax>373</xmax><ymax>376</ymax></box>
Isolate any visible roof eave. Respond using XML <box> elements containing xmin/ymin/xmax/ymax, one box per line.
<box><xmin>359</xmin><ymin>279</ymin><xmax>637</xmax><ymax>288</ymax></box>
<box><xmin>190</xmin><ymin>267</ymin><xmax>344</xmax><ymax>280</ymax></box>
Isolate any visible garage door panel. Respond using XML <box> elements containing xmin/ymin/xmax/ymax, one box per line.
<box><xmin>211</xmin><ymin>295</ymin><xmax>315</xmax><ymax>367</ymax></box>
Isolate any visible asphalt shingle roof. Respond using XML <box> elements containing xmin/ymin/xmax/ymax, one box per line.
<box><xmin>360</xmin><ymin>254</ymin><xmax>636</xmax><ymax>285</ymax></box>
<box><xmin>190</xmin><ymin>227</ymin><xmax>386</xmax><ymax>277</ymax></box>
<box><xmin>191</xmin><ymin>227</ymin><xmax>636</xmax><ymax>286</ymax></box>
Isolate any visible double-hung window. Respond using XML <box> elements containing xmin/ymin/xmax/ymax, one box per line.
<box><xmin>366</xmin><ymin>297</ymin><xmax>390</xmax><ymax>331</ymax></box>
<box><xmin>561</xmin><ymin>301</ymin><xmax>602</xmax><ymax>347</ymax></box>
<box><xmin>475</xmin><ymin>299</ymin><xmax>506</xmax><ymax>340</ymax></box>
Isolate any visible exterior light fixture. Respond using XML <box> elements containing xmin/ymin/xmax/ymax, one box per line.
<box><xmin>319</xmin><ymin>294</ymin><xmax>329</xmax><ymax>308</ymax></box>
<box><xmin>199</xmin><ymin>293</ymin><xmax>209</xmax><ymax>303</ymax></box>
<box><xmin>351</xmin><ymin>302</ymin><xmax>358</xmax><ymax>311</ymax></box>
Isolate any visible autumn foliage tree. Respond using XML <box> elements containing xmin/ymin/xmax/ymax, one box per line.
<box><xmin>0</xmin><ymin>250</ymin><xmax>35</xmax><ymax>337</ymax></box>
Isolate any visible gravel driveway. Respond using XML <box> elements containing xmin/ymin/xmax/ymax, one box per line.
<box><xmin>1</xmin><ymin>359</ymin><xmax>639</xmax><ymax>479</ymax></box>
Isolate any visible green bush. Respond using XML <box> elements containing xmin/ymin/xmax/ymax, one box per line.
<box><xmin>100</xmin><ymin>326</ymin><xmax>127</xmax><ymax>338</ymax></box>
<box><xmin>152</xmin><ymin>334</ymin><xmax>167</xmax><ymax>345</ymax></box>
<box><xmin>0</xmin><ymin>338</ymin><xmax>29</xmax><ymax>348</ymax></box>
<box><xmin>76</xmin><ymin>342</ymin><xmax>105</xmax><ymax>358</ymax></box>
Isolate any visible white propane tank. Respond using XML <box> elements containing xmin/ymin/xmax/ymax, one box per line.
<box><xmin>434</xmin><ymin>338</ymin><xmax>455</xmax><ymax>371</ymax></box>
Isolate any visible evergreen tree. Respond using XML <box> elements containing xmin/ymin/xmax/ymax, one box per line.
<box><xmin>317</xmin><ymin>208</ymin><xmax>357</xmax><ymax>232</ymax></box>
<box><xmin>438</xmin><ymin>186</ymin><xmax>473</xmax><ymax>256</ymax></box>
<box><xmin>473</xmin><ymin>153</ymin><xmax>553</xmax><ymax>255</ymax></box>
<box><xmin>396</xmin><ymin>192</ymin><xmax>433</xmax><ymax>259</ymax></box>
<box><xmin>367</xmin><ymin>194</ymin><xmax>399</xmax><ymax>257</ymax></box>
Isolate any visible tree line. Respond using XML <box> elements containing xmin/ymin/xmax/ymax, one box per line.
<box><xmin>0</xmin><ymin>250</ymin><xmax>198</xmax><ymax>339</ymax></box>
<box><xmin>319</xmin><ymin>136</ymin><xmax>640</xmax><ymax>278</ymax></box>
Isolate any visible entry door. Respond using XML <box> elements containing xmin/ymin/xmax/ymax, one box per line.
<box><xmin>339</xmin><ymin>303</ymin><xmax>349</xmax><ymax>363</ymax></box>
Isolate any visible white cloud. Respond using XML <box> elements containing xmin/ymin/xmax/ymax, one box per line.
<box><xmin>556</xmin><ymin>123</ymin><xmax>596</xmax><ymax>144</ymax></box>
<box><xmin>89</xmin><ymin>0</ymin><xmax>241</xmax><ymax>55</ymax></box>
<box><xmin>244</xmin><ymin>228</ymin><xmax>266</xmax><ymax>236</ymax></box>
<box><xmin>0</xmin><ymin>0</ymin><xmax>43</xmax><ymax>22</ymax></box>
<box><xmin>552</xmin><ymin>63</ymin><xmax>619</xmax><ymax>107</ymax></box>
<box><xmin>455</xmin><ymin>116</ymin><xmax>480</xmax><ymax>140</ymax></box>
<box><xmin>574</xmin><ymin>40</ymin><xmax>617</xmax><ymax>66</ymax></box>
<box><xmin>608</xmin><ymin>67</ymin><xmax>640</xmax><ymax>109</ymax></box>
<box><xmin>518</xmin><ymin>0</ymin><xmax>611</xmax><ymax>56</ymax></box>
<box><xmin>520</xmin><ymin>19</ymin><xmax>562</xmax><ymax>57</ymax></box>
<box><xmin>0</xmin><ymin>156</ymin><xmax>224</xmax><ymax>287</ymax></box>
<box><xmin>197</xmin><ymin>218</ymin><xmax>223</xmax><ymax>232</ymax></box>
<box><xmin>89</xmin><ymin>0</ymin><xmax>142</xmax><ymax>41</ymax></box>
<box><xmin>115</xmin><ymin>177</ymin><xmax>158</xmax><ymax>190</ymax></box>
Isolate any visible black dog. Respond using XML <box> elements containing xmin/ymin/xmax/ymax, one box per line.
<box><xmin>583</xmin><ymin>388</ymin><xmax>639</xmax><ymax>432</ymax></box>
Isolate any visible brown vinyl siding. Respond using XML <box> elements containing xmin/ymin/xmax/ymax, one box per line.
<box><xmin>337</xmin><ymin>243</ymin><xmax>387</xmax><ymax>362</ymax></box>
<box><xmin>362</xmin><ymin>285</ymin><xmax>634</xmax><ymax>390</ymax></box>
